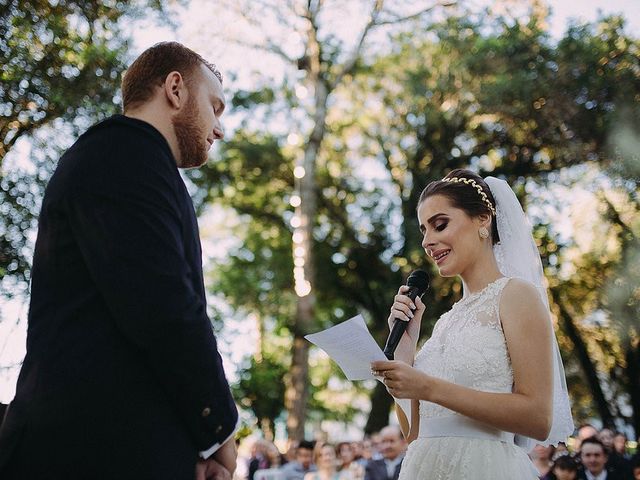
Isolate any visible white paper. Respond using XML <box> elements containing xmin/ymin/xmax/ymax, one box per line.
<box><xmin>304</xmin><ymin>314</ymin><xmax>388</xmax><ymax>380</ymax></box>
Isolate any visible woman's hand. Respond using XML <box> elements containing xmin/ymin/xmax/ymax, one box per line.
<box><xmin>387</xmin><ymin>286</ymin><xmax>426</xmax><ymax>359</ymax></box>
<box><xmin>370</xmin><ymin>360</ymin><xmax>433</xmax><ymax>400</ymax></box>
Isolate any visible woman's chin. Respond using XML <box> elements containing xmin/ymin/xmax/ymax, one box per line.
<box><xmin>437</xmin><ymin>263</ymin><xmax>458</xmax><ymax>277</ymax></box>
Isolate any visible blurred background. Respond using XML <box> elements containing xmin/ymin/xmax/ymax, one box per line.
<box><xmin>1</xmin><ymin>0</ymin><xmax>639</xmax><ymax>449</ymax></box>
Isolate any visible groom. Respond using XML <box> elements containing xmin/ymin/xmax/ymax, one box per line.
<box><xmin>0</xmin><ymin>42</ymin><xmax>238</xmax><ymax>479</ymax></box>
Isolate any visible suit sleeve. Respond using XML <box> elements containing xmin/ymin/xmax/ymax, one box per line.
<box><xmin>64</xmin><ymin>142</ymin><xmax>238</xmax><ymax>450</ymax></box>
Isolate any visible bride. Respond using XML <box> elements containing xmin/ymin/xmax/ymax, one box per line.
<box><xmin>371</xmin><ymin>169</ymin><xmax>573</xmax><ymax>479</ymax></box>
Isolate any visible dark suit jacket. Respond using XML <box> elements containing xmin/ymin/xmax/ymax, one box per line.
<box><xmin>0</xmin><ymin>115</ymin><xmax>238</xmax><ymax>480</ymax></box>
<box><xmin>577</xmin><ymin>467</ymin><xmax>625</xmax><ymax>480</ymax></box>
<box><xmin>365</xmin><ymin>457</ymin><xmax>403</xmax><ymax>480</ymax></box>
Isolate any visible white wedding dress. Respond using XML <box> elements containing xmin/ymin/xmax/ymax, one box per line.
<box><xmin>399</xmin><ymin>277</ymin><xmax>539</xmax><ymax>480</ymax></box>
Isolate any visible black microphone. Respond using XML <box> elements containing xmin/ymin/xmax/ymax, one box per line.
<box><xmin>383</xmin><ymin>269</ymin><xmax>430</xmax><ymax>360</ymax></box>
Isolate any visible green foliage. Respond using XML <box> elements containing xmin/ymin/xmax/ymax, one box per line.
<box><xmin>233</xmin><ymin>354</ymin><xmax>288</xmax><ymax>432</ymax></box>
<box><xmin>0</xmin><ymin>0</ymin><xmax>167</xmax><ymax>290</ymax></box>
<box><xmin>197</xmin><ymin>8</ymin><xmax>640</xmax><ymax>431</ymax></box>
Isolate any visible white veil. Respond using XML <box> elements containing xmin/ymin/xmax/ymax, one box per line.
<box><xmin>485</xmin><ymin>176</ymin><xmax>574</xmax><ymax>451</ymax></box>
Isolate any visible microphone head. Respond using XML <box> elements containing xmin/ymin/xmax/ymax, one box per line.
<box><xmin>406</xmin><ymin>269</ymin><xmax>430</xmax><ymax>294</ymax></box>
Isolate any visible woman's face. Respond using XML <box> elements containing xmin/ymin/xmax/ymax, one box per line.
<box><xmin>339</xmin><ymin>444</ymin><xmax>354</xmax><ymax>463</ymax></box>
<box><xmin>553</xmin><ymin>467</ymin><xmax>577</xmax><ymax>480</ymax></box>
<box><xmin>417</xmin><ymin>194</ymin><xmax>487</xmax><ymax>277</ymax></box>
<box><xmin>613</xmin><ymin>434</ymin><xmax>627</xmax><ymax>453</ymax></box>
<box><xmin>318</xmin><ymin>445</ymin><xmax>336</xmax><ymax>469</ymax></box>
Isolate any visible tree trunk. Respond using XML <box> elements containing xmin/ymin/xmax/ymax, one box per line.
<box><xmin>284</xmin><ymin>11</ymin><xmax>329</xmax><ymax>441</ymax></box>
<box><xmin>551</xmin><ymin>288</ymin><xmax>616</xmax><ymax>427</ymax></box>
<box><xmin>364</xmin><ymin>381</ymin><xmax>394</xmax><ymax>435</ymax></box>
<box><xmin>624</xmin><ymin>339</ymin><xmax>640</xmax><ymax>437</ymax></box>
<box><xmin>285</xmin><ymin>319</ymin><xmax>312</xmax><ymax>441</ymax></box>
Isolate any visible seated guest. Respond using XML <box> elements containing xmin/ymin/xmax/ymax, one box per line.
<box><xmin>337</xmin><ymin>441</ymin><xmax>364</xmax><ymax>479</ymax></box>
<box><xmin>601</xmin><ymin>430</ymin><xmax>632</xmax><ymax>480</ymax></box>
<box><xmin>532</xmin><ymin>444</ymin><xmax>556</xmax><ymax>478</ymax></box>
<box><xmin>305</xmin><ymin>442</ymin><xmax>353</xmax><ymax>480</ymax></box>
<box><xmin>281</xmin><ymin>440</ymin><xmax>316</xmax><ymax>480</ymax></box>
<box><xmin>542</xmin><ymin>455</ymin><xmax>579</xmax><ymax>480</ymax></box>
<box><xmin>364</xmin><ymin>426</ymin><xmax>406</xmax><ymax>480</ymax></box>
<box><xmin>613</xmin><ymin>433</ymin><xmax>630</xmax><ymax>460</ymax></box>
<box><xmin>555</xmin><ymin>442</ymin><xmax>570</xmax><ymax>459</ymax></box>
<box><xmin>578</xmin><ymin>437</ymin><xmax>624</xmax><ymax>480</ymax></box>
<box><xmin>631</xmin><ymin>456</ymin><xmax>640</xmax><ymax>480</ymax></box>
<box><xmin>575</xmin><ymin>425</ymin><xmax>599</xmax><ymax>454</ymax></box>
<box><xmin>267</xmin><ymin>441</ymin><xmax>287</xmax><ymax>468</ymax></box>
<box><xmin>358</xmin><ymin>438</ymin><xmax>374</xmax><ymax>466</ymax></box>
<box><xmin>249</xmin><ymin>440</ymin><xmax>271</xmax><ymax>480</ymax></box>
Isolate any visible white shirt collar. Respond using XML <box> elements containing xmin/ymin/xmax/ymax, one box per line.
<box><xmin>384</xmin><ymin>454</ymin><xmax>404</xmax><ymax>478</ymax></box>
<box><xmin>585</xmin><ymin>470</ymin><xmax>607</xmax><ymax>480</ymax></box>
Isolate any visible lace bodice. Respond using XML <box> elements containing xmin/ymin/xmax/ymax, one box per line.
<box><xmin>414</xmin><ymin>277</ymin><xmax>513</xmax><ymax>419</ymax></box>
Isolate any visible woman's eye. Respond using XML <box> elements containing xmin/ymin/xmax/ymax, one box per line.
<box><xmin>435</xmin><ymin>223</ymin><xmax>447</xmax><ymax>232</ymax></box>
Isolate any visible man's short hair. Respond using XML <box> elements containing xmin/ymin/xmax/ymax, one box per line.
<box><xmin>122</xmin><ymin>41</ymin><xmax>222</xmax><ymax>111</ymax></box>
<box><xmin>297</xmin><ymin>440</ymin><xmax>315</xmax><ymax>451</ymax></box>
<box><xmin>381</xmin><ymin>424</ymin><xmax>404</xmax><ymax>439</ymax></box>
<box><xmin>581</xmin><ymin>436</ymin><xmax>606</xmax><ymax>453</ymax></box>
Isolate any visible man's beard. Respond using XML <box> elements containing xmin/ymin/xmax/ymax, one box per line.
<box><xmin>171</xmin><ymin>96</ymin><xmax>208</xmax><ymax>168</ymax></box>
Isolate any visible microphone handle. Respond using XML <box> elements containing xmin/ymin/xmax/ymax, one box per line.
<box><xmin>383</xmin><ymin>286</ymin><xmax>422</xmax><ymax>360</ymax></box>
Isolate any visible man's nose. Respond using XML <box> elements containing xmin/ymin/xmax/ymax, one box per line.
<box><xmin>212</xmin><ymin>125</ymin><xmax>224</xmax><ymax>140</ymax></box>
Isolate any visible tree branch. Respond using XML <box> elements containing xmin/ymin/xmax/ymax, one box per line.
<box><xmin>226</xmin><ymin>37</ymin><xmax>298</xmax><ymax>65</ymax></box>
<box><xmin>598</xmin><ymin>193</ymin><xmax>637</xmax><ymax>240</ymax></box>
<box><xmin>331</xmin><ymin>0</ymin><xmax>384</xmax><ymax>88</ymax></box>
<box><xmin>374</xmin><ymin>1</ymin><xmax>456</xmax><ymax>26</ymax></box>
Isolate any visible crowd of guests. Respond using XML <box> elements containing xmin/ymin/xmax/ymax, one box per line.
<box><xmin>235</xmin><ymin>423</ymin><xmax>638</xmax><ymax>480</ymax></box>
<box><xmin>238</xmin><ymin>425</ymin><xmax>406</xmax><ymax>480</ymax></box>
<box><xmin>530</xmin><ymin>425</ymin><xmax>639</xmax><ymax>480</ymax></box>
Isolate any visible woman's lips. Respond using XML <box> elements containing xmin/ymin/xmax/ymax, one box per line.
<box><xmin>434</xmin><ymin>249</ymin><xmax>451</xmax><ymax>265</ymax></box>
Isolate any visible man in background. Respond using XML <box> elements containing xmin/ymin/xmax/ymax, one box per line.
<box><xmin>280</xmin><ymin>439</ymin><xmax>316</xmax><ymax>480</ymax></box>
<box><xmin>578</xmin><ymin>437</ymin><xmax>625</xmax><ymax>480</ymax></box>
<box><xmin>364</xmin><ymin>425</ymin><xmax>407</xmax><ymax>480</ymax></box>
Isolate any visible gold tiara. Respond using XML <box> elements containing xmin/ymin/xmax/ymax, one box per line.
<box><xmin>441</xmin><ymin>177</ymin><xmax>496</xmax><ymax>215</ymax></box>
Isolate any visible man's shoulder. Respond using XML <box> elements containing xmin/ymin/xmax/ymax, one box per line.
<box><xmin>607</xmin><ymin>468</ymin><xmax>627</xmax><ymax>480</ymax></box>
<box><xmin>280</xmin><ymin>461</ymin><xmax>302</xmax><ymax>472</ymax></box>
<box><xmin>365</xmin><ymin>458</ymin><xmax>385</xmax><ymax>470</ymax></box>
<box><xmin>85</xmin><ymin>115</ymin><xmax>171</xmax><ymax>159</ymax></box>
<box><xmin>56</xmin><ymin>115</ymin><xmax>177</xmax><ymax>189</ymax></box>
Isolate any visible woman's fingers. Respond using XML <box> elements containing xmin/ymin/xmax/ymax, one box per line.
<box><xmin>390</xmin><ymin>294</ymin><xmax>417</xmax><ymax>324</ymax></box>
<box><xmin>371</xmin><ymin>360</ymin><xmax>400</xmax><ymax>373</ymax></box>
<box><xmin>415</xmin><ymin>295</ymin><xmax>425</xmax><ymax>310</ymax></box>
<box><xmin>392</xmin><ymin>301</ymin><xmax>415</xmax><ymax>317</ymax></box>
<box><xmin>394</xmin><ymin>293</ymin><xmax>417</xmax><ymax>311</ymax></box>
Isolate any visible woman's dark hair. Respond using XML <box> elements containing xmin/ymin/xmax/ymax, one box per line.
<box><xmin>549</xmin><ymin>454</ymin><xmax>578</xmax><ymax>476</ymax></box>
<box><xmin>417</xmin><ymin>168</ymin><xmax>500</xmax><ymax>245</ymax></box>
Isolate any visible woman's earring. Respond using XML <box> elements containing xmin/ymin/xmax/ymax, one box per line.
<box><xmin>479</xmin><ymin>227</ymin><xmax>489</xmax><ymax>239</ymax></box>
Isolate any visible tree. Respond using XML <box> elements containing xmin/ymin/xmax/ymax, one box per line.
<box><xmin>0</xmin><ymin>0</ymin><xmax>167</xmax><ymax>290</ymax></box>
<box><xmin>233</xmin><ymin>354</ymin><xmax>287</xmax><ymax>441</ymax></box>
<box><xmin>192</xmin><ymin>4</ymin><xmax>640</xmax><ymax>434</ymax></box>
<box><xmin>204</xmin><ymin>0</ymin><xmax>455</xmax><ymax>441</ymax></box>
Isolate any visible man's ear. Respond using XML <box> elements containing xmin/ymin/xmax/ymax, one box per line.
<box><xmin>163</xmin><ymin>71</ymin><xmax>185</xmax><ymax>109</ymax></box>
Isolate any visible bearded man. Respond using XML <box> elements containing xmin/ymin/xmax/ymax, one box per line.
<box><xmin>0</xmin><ymin>42</ymin><xmax>238</xmax><ymax>480</ymax></box>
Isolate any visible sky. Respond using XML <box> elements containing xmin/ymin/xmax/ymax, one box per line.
<box><xmin>1</xmin><ymin>0</ymin><xmax>639</xmax><ymax>405</ymax></box>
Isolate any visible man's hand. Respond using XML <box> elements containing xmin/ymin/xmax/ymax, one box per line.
<box><xmin>195</xmin><ymin>457</ymin><xmax>231</xmax><ymax>480</ymax></box>
<box><xmin>212</xmin><ymin>437</ymin><xmax>237</xmax><ymax>475</ymax></box>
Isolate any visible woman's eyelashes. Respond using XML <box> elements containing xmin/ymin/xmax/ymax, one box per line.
<box><xmin>435</xmin><ymin>222</ymin><xmax>448</xmax><ymax>232</ymax></box>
